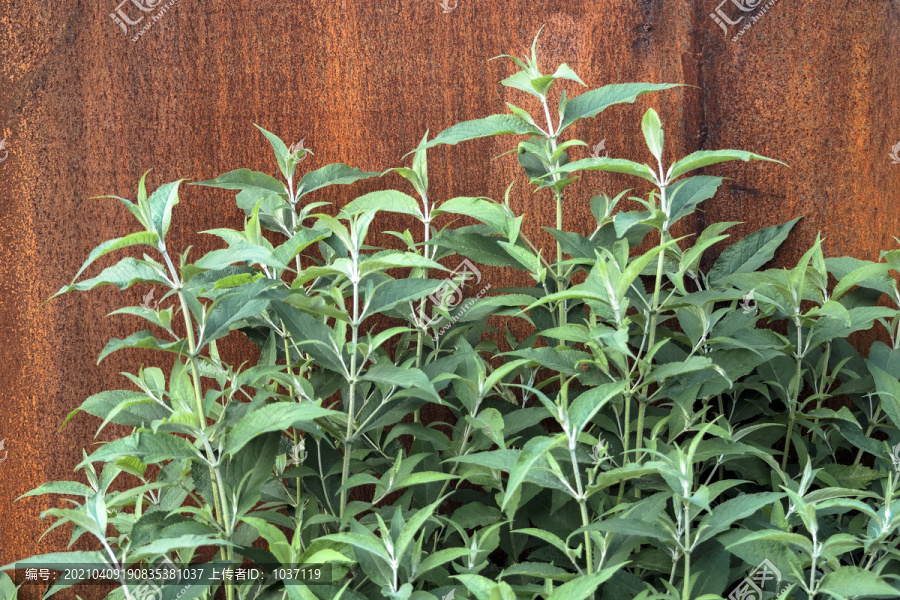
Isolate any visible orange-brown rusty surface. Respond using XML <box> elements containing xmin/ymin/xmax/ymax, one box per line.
<box><xmin>1</xmin><ymin>1</ymin><xmax>899</xmax><ymax>597</ymax></box>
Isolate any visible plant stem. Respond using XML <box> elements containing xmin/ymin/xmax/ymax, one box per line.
<box><xmin>812</xmin><ymin>341</ymin><xmax>831</xmax><ymax>426</ymax></box>
<box><xmin>617</xmin><ymin>385</ymin><xmax>635</xmax><ymax>504</ymax></box>
<box><xmin>682</xmin><ymin>501</ymin><xmax>691</xmax><ymax>600</ymax></box>
<box><xmin>339</xmin><ymin>256</ymin><xmax>361</xmax><ymax>527</ymax></box>
<box><xmin>782</xmin><ymin>317</ymin><xmax>803</xmax><ymax>471</ymax></box>
<box><xmin>414</xmin><ymin>193</ymin><xmax>431</xmax><ymax>423</ymax></box>
<box><xmin>635</xmin><ymin>402</ymin><xmax>647</xmax><ymax>464</ymax></box>
<box><xmin>854</xmin><ymin>405</ymin><xmax>884</xmax><ymax>464</ymax></box>
<box><xmin>539</xmin><ymin>95</ymin><xmax>569</xmax><ymax>398</ymax></box>
<box><xmin>161</xmin><ymin>247</ymin><xmax>234</xmax><ymax>600</ymax></box>
<box><xmin>636</xmin><ymin>187</ymin><xmax>669</xmax><ymax>466</ymax></box>
<box><xmin>569</xmin><ymin>444</ymin><xmax>593</xmax><ymax>575</ymax></box>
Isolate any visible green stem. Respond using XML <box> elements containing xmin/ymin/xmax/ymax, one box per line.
<box><xmin>162</xmin><ymin>248</ymin><xmax>233</xmax><ymax>600</ymax></box>
<box><xmin>812</xmin><ymin>341</ymin><xmax>831</xmax><ymax>427</ymax></box>
<box><xmin>339</xmin><ymin>262</ymin><xmax>361</xmax><ymax>527</ymax></box>
<box><xmin>682</xmin><ymin>501</ymin><xmax>691</xmax><ymax>600</ymax></box>
<box><xmin>636</xmin><ymin>191</ymin><xmax>669</xmax><ymax>466</ymax></box>
<box><xmin>635</xmin><ymin>401</ymin><xmax>647</xmax><ymax>465</ymax></box>
<box><xmin>413</xmin><ymin>193</ymin><xmax>431</xmax><ymax>423</ymax></box>
<box><xmin>617</xmin><ymin>390</ymin><xmax>633</xmax><ymax>504</ymax></box>
<box><xmin>569</xmin><ymin>444</ymin><xmax>593</xmax><ymax>575</ymax></box>
<box><xmin>782</xmin><ymin>318</ymin><xmax>803</xmax><ymax>471</ymax></box>
<box><xmin>854</xmin><ymin>405</ymin><xmax>883</xmax><ymax>464</ymax></box>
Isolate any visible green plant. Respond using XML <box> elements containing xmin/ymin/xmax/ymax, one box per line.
<box><xmin>6</xmin><ymin>27</ymin><xmax>900</xmax><ymax>600</ymax></box>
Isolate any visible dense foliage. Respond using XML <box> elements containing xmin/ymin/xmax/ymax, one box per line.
<box><xmin>5</xmin><ymin>29</ymin><xmax>900</xmax><ymax>600</ymax></box>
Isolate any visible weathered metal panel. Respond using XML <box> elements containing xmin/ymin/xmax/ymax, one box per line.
<box><xmin>0</xmin><ymin>1</ymin><xmax>897</xmax><ymax>596</ymax></box>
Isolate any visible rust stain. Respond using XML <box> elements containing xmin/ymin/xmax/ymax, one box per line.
<box><xmin>0</xmin><ymin>1</ymin><xmax>898</xmax><ymax>598</ymax></box>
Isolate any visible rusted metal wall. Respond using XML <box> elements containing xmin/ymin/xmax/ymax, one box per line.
<box><xmin>1</xmin><ymin>0</ymin><xmax>898</xmax><ymax>597</ymax></box>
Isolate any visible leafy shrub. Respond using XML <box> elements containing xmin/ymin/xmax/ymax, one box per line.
<box><xmin>6</xmin><ymin>28</ymin><xmax>900</xmax><ymax>600</ymax></box>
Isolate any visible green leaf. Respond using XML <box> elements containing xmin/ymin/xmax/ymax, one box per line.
<box><xmin>273</xmin><ymin>228</ymin><xmax>329</xmax><ymax>265</ymax></box>
<box><xmin>667</xmin><ymin>149</ymin><xmax>786</xmax><ymax>181</ymax></box>
<box><xmin>513</xmin><ymin>528</ymin><xmax>572</xmax><ymax>559</ymax></box>
<box><xmin>53</xmin><ymin>257</ymin><xmax>170</xmax><ymax>298</ymax></box>
<box><xmin>241</xmin><ymin>515</ymin><xmax>293</xmax><ymax>563</ymax></box>
<box><xmin>726</xmin><ymin>530</ymin><xmax>813</xmax><ymax>554</ymax></box>
<box><xmin>545</xmin><ymin>563</ymin><xmax>626</xmax><ymax>600</ymax></box>
<box><xmin>567</xmin><ymin>381</ymin><xmax>627</xmax><ymax>434</ymax></box>
<box><xmin>97</xmin><ymin>331</ymin><xmax>187</xmax><ymax>364</ymax></box>
<box><xmin>501</xmin><ymin>562</ymin><xmax>575</xmax><ymax>582</ymax></box>
<box><xmin>396</xmin><ymin>496</ymin><xmax>445</xmax><ymax>561</ymax></box>
<box><xmin>547</xmin><ymin>157</ymin><xmax>657</xmax><ymax>184</ymax></box>
<box><xmin>18</xmin><ymin>481</ymin><xmax>95</xmax><ymax>500</ymax></box>
<box><xmin>198</xmin><ymin>279</ymin><xmax>276</xmax><ymax>347</ymax></box>
<box><xmin>590</xmin><ymin>518</ymin><xmax>672</xmax><ymax>542</ymax></box>
<box><xmin>70</xmin><ymin>232</ymin><xmax>160</xmax><ymax>283</ymax></box>
<box><xmin>641</xmin><ymin>108</ymin><xmax>664</xmax><ymax>162</ymax></box>
<box><xmin>225</xmin><ymin>403</ymin><xmax>340</xmax><ymax>456</ymax></box>
<box><xmin>449</xmin><ymin>574</ymin><xmax>497</xmax><ymax>600</ymax></box>
<box><xmin>467</xmin><ymin>407</ymin><xmax>506</xmax><ymax>448</ymax></box>
<box><xmin>71</xmin><ymin>390</ymin><xmax>169</xmax><ymax>429</ymax></box>
<box><xmin>342</xmin><ymin>190</ymin><xmax>423</xmax><ymax>218</ymax></box>
<box><xmin>272</xmin><ymin>304</ymin><xmax>347</xmax><ymax>373</ymax></box>
<box><xmin>560</xmin><ymin>83</ymin><xmax>683</xmax><ymax>131</ymax></box>
<box><xmin>709</xmin><ymin>217</ymin><xmax>801</xmax><ymax>283</ymax></box>
<box><xmin>0</xmin><ymin>572</ymin><xmax>16</xmax><ymax>599</ymax></box>
<box><xmin>362</xmin><ymin>364</ymin><xmax>441</xmax><ymax>402</ymax></box>
<box><xmin>432</xmin><ymin>197</ymin><xmax>515</xmax><ymax>237</ymax></box>
<box><xmin>363</xmin><ymin>279</ymin><xmax>446</xmax><ymax>319</ymax></box>
<box><xmin>499</xmin><ymin>241</ymin><xmax>541</xmax><ymax>274</ymax></box>
<box><xmin>85</xmin><ymin>431</ymin><xmax>200</xmax><ymax>465</ymax></box>
<box><xmin>0</xmin><ymin>551</ymin><xmax>109</xmax><ymax>573</ymax></box>
<box><xmin>695</xmin><ymin>492</ymin><xmax>786</xmax><ymax>544</ymax></box>
<box><xmin>147</xmin><ymin>179</ymin><xmax>185</xmax><ymax>239</ymax></box>
<box><xmin>195</xmin><ymin>240</ymin><xmax>289</xmax><ymax>271</ymax></box>
<box><xmin>867</xmin><ymin>363</ymin><xmax>900</xmax><ymax>430</ymax></box>
<box><xmin>130</xmin><ymin>535</ymin><xmax>235</xmax><ymax>560</ymax></box>
<box><xmin>667</xmin><ymin>176</ymin><xmax>724</xmax><ymax>222</ymax></box>
<box><xmin>322</xmin><ymin>532</ymin><xmax>392</xmax><ymax>563</ymax></box>
<box><xmin>501</xmin><ymin>435</ymin><xmax>564</xmax><ymax>513</ymax></box>
<box><xmin>432</xmin><ymin>231</ymin><xmax>524</xmax><ymax>269</ymax></box>
<box><xmin>506</xmin><ymin>347</ymin><xmax>592</xmax><ymax>376</ymax></box>
<box><xmin>359</xmin><ymin>252</ymin><xmax>447</xmax><ymax>276</ymax></box>
<box><xmin>830</xmin><ymin>259</ymin><xmax>896</xmax><ymax>302</ymax></box>
<box><xmin>194</xmin><ymin>168</ymin><xmax>286</xmax><ymax>195</ymax></box>
<box><xmin>426</xmin><ymin>114</ymin><xmax>544</xmax><ymax>148</ymax></box>
<box><xmin>586</xmin><ymin>463</ymin><xmax>662</xmax><ymax>493</ymax></box>
<box><xmin>254</xmin><ymin>124</ymin><xmax>291</xmax><ymax>180</ymax></box>
<box><xmin>552</xmin><ymin>63</ymin><xmax>586</xmax><ymax>87</ymax></box>
<box><xmin>418</xmin><ymin>548</ymin><xmax>472</xmax><ymax>575</ymax></box>
<box><xmin>818</xmin><ymin>566</ymin><xmax>899</xmax><ymax>597</ymax></box>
